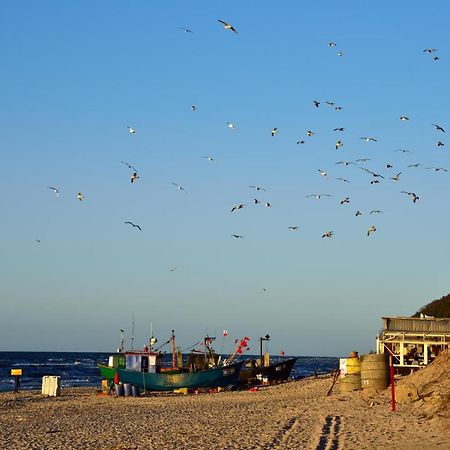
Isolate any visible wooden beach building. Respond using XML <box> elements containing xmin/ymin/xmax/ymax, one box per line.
<box><xmin>376</xmin><ymin>316</ymin><xmax>450</xmax><ymax>371</ymax></box>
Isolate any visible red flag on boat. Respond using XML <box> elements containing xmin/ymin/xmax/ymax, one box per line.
<box><xmin>223</xmin><ymin>330</ymin><xmax>228</xmax><ymax>337</ymax></box>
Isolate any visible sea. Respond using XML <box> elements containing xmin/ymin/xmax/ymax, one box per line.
<box><xmin>0</xmin><ymin>352</ymin><xmax>339</xmax><ymax>392</ymax></box>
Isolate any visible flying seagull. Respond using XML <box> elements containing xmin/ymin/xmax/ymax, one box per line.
<box><xmin>307</xmin><ymin>130</ymin><xmax>315</xmax><ymax>137</ymax></box>
<box><xmin>77</xmin><ymin>192</ymin><xmax>84</xmax><ymax>201</ymax></box>
<box><xmin>360</xmin><ymin>137</ymin><xmax>377</xmax><ymax>142</ymax></box>
<box><xmin>265</xmin><ymin>202</ymin><xmax>272</xmax><ymax>208</ymax></box>
<box><xmin>432</xmin><ymin>124</ymin><xmax>445</xmax><ymax>133</ymax></box>
<box><xmin>322</xmin><ymin>231</ymin><xmax>334</xmax><ymax>238</ymax></box>
<box><xmin>127</xmin><ymin>126</ymin><xmax>136</xmax><ymax>134</ymax></box>
<box><xmin>390</xmin><ymin>172</ymin><xmax>402</xmax><ymax>181</ymax></box>
<box><xmin>395</xmin><ymin>149</ymin><xmax>411</xmax><ymax>153</ymax></box>
<box><xmin>340</xmin><ymin>197</ymin><xmax>350</xmax><ymax>204</ymax></box>
<box><xmin>367</xmin><ymin>225</ymin><xmax>377</xmax><ymax>237</ymax></box>
<box><xmin>335</xmin><ymin>106</ymin><xmax>343</xmax><ymax>111</ymax></box>
<box><xmin>172</xmin><ymin>183</ymin><xmax>187</xmax><ymax>193</ymax></box>
<box><xmin>355</xmin><ymin>210</ymin><xmax>362</xmax><ymax>217</ymax></box>
<box><xmin>131</xmin><ymin>172</ymin><xmax>139</xmax><ymax>183</ymax></box>
<box><xmin>335</xmin><ymin>161</ymin><xmax>356</xmax><ymax>166</ymax></box>
<box><xmin>336</xmin><ymin>178</ymin><xmax>350</xmax><ymax>183</ymax></box>
<box><xmin>400</xmin><ymin>116</ymin><xmax>409</xmax><ymax>121</ymax></box>
<box><xmin>306</xmin><ymin>193</ymin><xmax>331</xmax><ymax>199</ymax></box>
<box><xmin>436</xmin><ymin>141</ymin><xmax>444</xmax><ymax>147</ymax></box>
<box><xmin>326</xmin><ymin>101</ymin><xmax>335</xmax><ymax>107</ymax></box>
<box><xmin>231</xmin><ymin>204</ymin><xmax>245</xmax><ymax>212</ymax></box>
<box><xmin>337</xmin><ymin>52</ymin><xmax>344</xmax><ymax>57</ymax></box>
<box><xmin>253</xmin><ymin>198</ymin><xmax>260</xmax><ymax>204</ymax></box>
<box><xmin>386</xmin><ymin>164</ymin><xmax>393</xmax><ymax>169</ymax></box>
<box><xmin>426</xmin><ymin>167</ymin><xmax>448</xmax><ymax>172</ymax></box>
<box><xmin>231</xmin><ymin>234</ymin><xmax>244</xmax><ymax>238</ymax></box>
<box><xmin>218</xmin><ymin>19</ymin><xmax>238</xmax><ymax>33</ymax></box>
<box><xmin>288</xmin><ymin>226</ymin><xmax>299</xmax><ymax>231</ymax></box>
<box><xmin>370</xmin><ymin>210</ymin><xmax>383</xmax><ymax>215</ymax></box>
<box><xmin>313</xmin><ymin>100</ymin><xmax>320</xmax><ymax>108</ymax></box>
<box><xmin>271</xmin><ymin>127</ymin><xmax>278</xmax><ymax>136</ymax></box>
<box><xmin>401</xmin><ymin>191</ymin><xmax>419</xmax><ymax>203</ymax></box>
<box><xmin>329</xmin><ymin>42</ymin><xmax>336</xmax><ymax>47</ymax></box>
<box><xmin>356</xmin><ymin>158</ymin><xmax>371</xmax><ymax>163</ymax></box>
<box><xmin>48</xmin><ymin>187</ymin><xmax>59</xmax><ymax>197</ymax></box>
<box><xmin>170</xmin><ymin>267</ymin><xmax>178</xmax><ymax>272</ymax></box>
<box><xmin>124</xmin><ymin>221</ymin><xmax>142</xmax><ymax>231</ymax></box>
<box><xmin>360</xmin><ymin>168</ymin><xmax>385</xmax><ymax>178</ymax></box>
<box><xmin>318</xmin><ymin>169</ymin><xmax>328</xmax><ymax>177</ymax></box>
<box><xmin>333</xmin><ymin>127</ymin><xmax>345</xmax><ymax>132</ymax></box>
<box><xmin>191</xmin><ymin>105</ymin><xmax>197</xmax><ymax>111</ymax></box>
<box><xmin>335</xmin><ymin>140</ymin><xmax>344</xmax><ymax>150</ymax></box>
<box><xmin>201</xmin><ymin>156</ymin><xmax>216</xmax><ymax>163</ymax></box>
<box><xmin>423</xmin><ymin>48</ymin><xmax>438</xmax><ymax>53</ymax></box>
<box><xmin>121</xmin><ymin>161</ymin><xmax>137</xmax><ymax>171</ymax></box>
<box><xmin>296</xmin><ymin>140</ymin><xmax>305</xmax><ymax>144</ymax></box>
<box><xmin>249</xmin><ymin>185</ymin><xmax>266</xmax><ymax>191</ymax></box>
<box><xmin>178</xmin><ymin>27</ymin><xmax>193</xmax><ymax>33</ymax></box>
<box><xmin>408</xmin><ymin>163</ymin><xmax>421</xmax><ymax>168</ymax></box>
<box><xmin>227</xmin><ymin>122</ymin><xmax>236</xmax><ymax>130</ymax></box>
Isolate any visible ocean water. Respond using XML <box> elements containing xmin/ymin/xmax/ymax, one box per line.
<box><xmin>0</xmin><ymin>352</ymin><xmax>339</xmax><ymax>392</ymax></box>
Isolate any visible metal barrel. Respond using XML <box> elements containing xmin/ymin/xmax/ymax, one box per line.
<box><xmin>345</xmin><ymin>357</ymin><xmax>361</xmax><ymax>375</ymax></box>
<box><xmin>114</xmin><ymin>383</ymin><xmax>124</xmax><ymax>397</ymax></box>
<box><xmin>123</xmin><ymin>383</ymin><xmax>132</xmax><ymax>397</ymax></box>
<box><xmin>131</xmin><ymin>385</ymin><xmax>140</xmax><ymax>397</ymax></box>
<box><xmin>339</xmin><ymin>373</ymin><xmax>361</xmax><ymax>393</ymax></box>
<box><xmin>360</xmin><ymin>353</ymin><xmax>390</xmax><ymax>390</ymax></box>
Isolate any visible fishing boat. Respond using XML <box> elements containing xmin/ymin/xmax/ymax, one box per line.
<box><xmin>239</xmin><ymin>334</ymin><xmax>298</xmax><ymax>385</ymax></box>
<box><xmin>98</xmin><ymin>331</ymin><xmax>244</xmax><ymax>391</ymax></box>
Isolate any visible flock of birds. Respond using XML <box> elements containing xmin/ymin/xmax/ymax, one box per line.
<box><xmin>41</xmin><ymin>19</ymin><xmax>447</xmax><ymax>281</ymax></box>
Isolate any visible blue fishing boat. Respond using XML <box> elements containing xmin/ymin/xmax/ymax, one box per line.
<box><xmin>98</xmin><ymin>331</ymin><xmax>243</xmax><ymax>391</ymax></box>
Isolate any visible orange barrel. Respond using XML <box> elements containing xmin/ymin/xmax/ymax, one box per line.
<box><xmin>360</xmin><ymin>353</ymin><xmax>389</xmax><ymax>390</ymax></box>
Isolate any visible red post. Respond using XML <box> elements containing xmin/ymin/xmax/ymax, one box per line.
<box><xmin>389</xmin><ymin>355</ymin><xmax>396</xmax><ymax>412</ymax></box>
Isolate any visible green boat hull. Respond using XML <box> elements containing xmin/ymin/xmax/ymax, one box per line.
<box><xmin>99</xmin><ymin>361</ymin><xmax>243</xmax><ymax>391</ymax></box>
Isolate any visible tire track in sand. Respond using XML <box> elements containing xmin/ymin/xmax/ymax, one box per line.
<box><xmin>314</xmin><ymin>415</ymin><xmax>342</xmax><ymax>450</ymax></box>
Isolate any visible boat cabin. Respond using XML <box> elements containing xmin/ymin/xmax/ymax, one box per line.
<box><xmin>108</xmin><ymin>352</ymin><xmax>163</xmax><ymax>373</ymax></box>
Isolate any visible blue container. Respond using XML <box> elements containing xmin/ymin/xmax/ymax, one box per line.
<box><xmin>115</xmin><ymin>383</ymin><xmax>124</xmax><ymax>397</ymax></box>
<box><xmin>123</xmin><ymin>383</ymin><xmax>132</xmax><ymax>397</ymax></box>
<box><xmin>131</xmin><ymin>385</ymin><xmax>140</xmax><ymax>397</ymax></box>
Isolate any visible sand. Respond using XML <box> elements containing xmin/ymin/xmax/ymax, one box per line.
<box><xmin>1</xmin><ymin>366</ymin><xmax>449</xmax><ymax>449</ymax></box>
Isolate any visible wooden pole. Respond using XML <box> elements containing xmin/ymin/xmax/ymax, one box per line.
<box><xmin>389</xmin><ymin>355</ymin><xmax>396</xmax><ymax>412</ymax></box>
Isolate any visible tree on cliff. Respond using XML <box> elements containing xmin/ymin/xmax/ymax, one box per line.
<box><xmin>413</xmin><ymin>293</ymin><xmax>450</xmax><ymax>318</ymax></box>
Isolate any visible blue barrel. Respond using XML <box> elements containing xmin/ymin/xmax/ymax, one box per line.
<box><xmin>115</xmin><ymin>383</ymin><xmax>124</xmax><ymax>397</ymax></box>
<box><xmin>123</xmin><ymin>383</ymin><xmax>132</xmax><ymax>397</ymax></box>
<box><xmin>131</xmin><ymin>385</ymin><xmax>140</xmax><ymax>397</ymax></box>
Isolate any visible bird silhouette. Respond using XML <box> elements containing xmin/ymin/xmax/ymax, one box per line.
<box><xmin>124</xmin><ymin>221</ymin><xmax>142</xmax><ymax>231</ymax></box>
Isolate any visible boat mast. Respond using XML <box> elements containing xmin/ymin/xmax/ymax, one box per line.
<box><xmin>131</xmin><ymin>312</ymin><xmax>135</xmax><ymax>351</ymax></box>
<box><xmin>171</xmin><ymin>330</ymin><xmax>176</xmax><ymax>369</ymax></box>
<box><xmin>260</xmin><ymin>334</ymin><xmax>270</xmax><ymax>367</ymax></box>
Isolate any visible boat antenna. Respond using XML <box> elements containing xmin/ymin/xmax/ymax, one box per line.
<box><xmin>131</xmin><ymin>312</ymin><xmax>135</xmax><ymax>351</ymax></box>
<box><xmin>119</xmin><ymin>329</ymin><xmax>125</xmax><ymax>353</ymax></box>
<box><xmin>149</xmin><ymin>322</ymin><xmax>153</xmax><ymax>352</ymax></box>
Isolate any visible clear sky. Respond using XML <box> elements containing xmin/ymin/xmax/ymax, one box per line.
<box><xmin>0</xmin><ymin>1</ymin><xmax>449</xmax><ymax>356</ymax></box>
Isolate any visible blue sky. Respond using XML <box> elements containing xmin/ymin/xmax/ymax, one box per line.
<box><xmin>0</xmin><ymin>1</ymin><xmax>449</xmax><ymax>356</ymax></box>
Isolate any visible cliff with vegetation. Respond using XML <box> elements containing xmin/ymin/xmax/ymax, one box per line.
<box><xmin>413</xmin><ymin>293</ymin><xmax>450</xmax><ymax>318</ymax></box>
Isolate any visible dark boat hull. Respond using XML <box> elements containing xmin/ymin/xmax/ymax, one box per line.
<box><xmin>99</xmin><ymin>361</ymin><xmax>243</xmax><ymax>391</ymax></box>
<box><xmin>240</xmin><ymin>357</ymin><xmax>298</xmax><ymax>385</ymax></box>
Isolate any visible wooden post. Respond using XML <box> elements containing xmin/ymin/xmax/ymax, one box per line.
<box><xmin>389</xmin><ymin>355</ymin><xmax>396</xmax><ymax>412</ymax></box>
<box><xmin>11</xmin><ymin>368</ymin><xmax>22</xmax><ymax>393</ymax></box>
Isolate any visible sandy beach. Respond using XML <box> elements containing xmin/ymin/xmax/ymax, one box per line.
<box><xmin>1</xmin><ymin>361</ymin><xmax>449</xmax><ymax>450</ymax></box>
